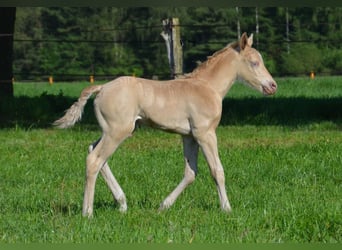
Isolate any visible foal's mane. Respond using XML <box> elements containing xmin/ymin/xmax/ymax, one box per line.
<box><xmin>183</xmin><ymin>41</ymin><xmax>239</xmax><ymax>78</ymax></box>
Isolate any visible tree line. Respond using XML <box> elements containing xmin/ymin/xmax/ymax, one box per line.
<box><xmin>13</xmin><ymin>7</ymin><xmax>342</xmax><ymax>81</ymax></box>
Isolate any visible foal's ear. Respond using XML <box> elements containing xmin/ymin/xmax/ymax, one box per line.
<box><xmin>239</xmin><ymin>32</ymin><xmax>248</xmax><ymax>50</ymax></box>
<box><xmin>247</xmin><ymin>33</ymin><xmax>253</xmax><ymax>47</ymax></box>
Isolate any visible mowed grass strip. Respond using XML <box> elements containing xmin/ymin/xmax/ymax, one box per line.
<box><xmin>2</xmin><ymin>76</ymin><xmax>342</xmax><ymax>129</ymax></box>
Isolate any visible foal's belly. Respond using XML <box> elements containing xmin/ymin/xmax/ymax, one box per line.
<box><xmin>136</xmin><ymin>114</ymin><xmax>191</xmax><ymax>135</ymax></box>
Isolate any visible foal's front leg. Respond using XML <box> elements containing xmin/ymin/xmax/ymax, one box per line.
<box><xmin>159</xmin><ymin>135</ymin><xmax>199</xmax><ymax>211</ymax></box>
<box><xmin>197</xmin><ymin>131</ymin><xmax>232</xmax><ymax>213</ymax></box>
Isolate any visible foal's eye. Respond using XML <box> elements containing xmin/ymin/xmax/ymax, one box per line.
<box><xmin>251</xmin><ymin>61</ymin><xmax>259</xmax><ymax>67</ymax></box>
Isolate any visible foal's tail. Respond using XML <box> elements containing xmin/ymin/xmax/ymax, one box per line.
<box><xmin>53</xmin><ymin>85</ymin><xmax>103</xmax><ymax>129</ymax></box>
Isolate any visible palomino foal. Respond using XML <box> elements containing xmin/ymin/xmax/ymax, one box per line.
<box><xmin>54</xmin><ymin>33</ymin><xmax>277</xmax><ymax>217</ymax></box>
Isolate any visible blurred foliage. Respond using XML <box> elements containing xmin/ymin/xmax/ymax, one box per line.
<box><xmin>13</xmin><ymin>7</ymin><xmax>342</xmax><ymax>80</ymax></box>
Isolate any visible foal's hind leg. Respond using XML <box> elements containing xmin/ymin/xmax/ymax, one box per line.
<box><xmin>88</xmin><ymin>141</ymin><xmax>127</xmax><ymax>213</ymax></box>
<box><xmin>159</xmin><ymin>135</ymin><xmax>199</xmax><ymax>211</ymax></box>
<box><xmin>83</xmin><ymin>129</ymin><xmax>132</xmax><ymax>217</ymax></box>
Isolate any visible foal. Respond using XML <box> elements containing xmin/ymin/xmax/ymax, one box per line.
<box><xmin>54</xmin><ymin>33</ymin><xmax>277</xmax><ymax>217</ymax></box>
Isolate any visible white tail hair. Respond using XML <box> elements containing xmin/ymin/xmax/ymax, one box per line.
<box><xmin>53</xmin><ymin>85</ymin><xmax>103</xmax><ymax>129</ymax></box>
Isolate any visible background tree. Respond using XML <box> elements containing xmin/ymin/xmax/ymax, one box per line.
<box><xmin>12</xmin><ymin>7</ymin><xmax>342</xmax><ymax>80</ymax></box>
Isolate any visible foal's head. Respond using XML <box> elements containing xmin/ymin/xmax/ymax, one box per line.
<box><xmin>234</xmin><ymin>33</ymin><xmax>277</xmax><ymax>95</ymax></box>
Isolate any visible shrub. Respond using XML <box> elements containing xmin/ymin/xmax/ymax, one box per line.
<box><xmin>280</xmin><ymin>44</ymin><xmax>323</xmax><ymax>76</ymax></box>
<box><xmin>321</xmin><ymin>48</ymin><xmax>342</xmax><ymax>75</ymax></box>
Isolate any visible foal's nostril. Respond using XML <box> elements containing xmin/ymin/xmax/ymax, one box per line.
<box><xmin>263</xmin><ymin>81</ymin><xmax>277</xmax><ymax>95</ymax></box>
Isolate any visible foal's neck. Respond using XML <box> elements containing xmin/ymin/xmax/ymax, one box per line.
<box><xmin>191</xmin><ymin>49</ymin><xmax>238</xmax><ymax>99</ymax></box>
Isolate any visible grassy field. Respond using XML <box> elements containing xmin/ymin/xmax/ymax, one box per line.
<box><xmin>0</xmin><ymin>77</ymin><xmax>341</xmax><ymax>243</ymax></box>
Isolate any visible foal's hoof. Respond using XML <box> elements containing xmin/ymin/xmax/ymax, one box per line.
<box><xmin>222</xmin><ymin>202</ymin><xmax>232</xmax><ymax>213</ymax></box>
<box><xmin>158</xmin><ymin>201</ymin><xmax>171</xmax><ymax>212</ymax></box>
<box><xmin>119</xmin><ymin>204</ymin><xmax>127</xmax><ymax>213</ymax></box>
<box><xmin>82</xmin><ymin>207</ymin><xmax>94</xmax><ymax>218</ymax></box>
<box><xmin>158</xmin><ymin>205</ymin><xmax>167</xmax><ymax>213</ymax></box>
<box><xmin>82</xmin><ymin>212</ymin><xmax>94</xmax><ymax>218</ymax></box>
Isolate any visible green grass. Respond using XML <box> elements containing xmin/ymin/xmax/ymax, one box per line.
<box><xmin>12</xmin><ymin>81</ymin><xmax>105</xmax><ymax>98</ymax></box>
<box><xmin>0</xmin><ymin>77</ymin><xmax>341</xmax><ymax>243</ymax></box>
<box><xmin>12</xmin><ymin>76</ymin><xmax>342</xmax><ymax>98</ymax></box>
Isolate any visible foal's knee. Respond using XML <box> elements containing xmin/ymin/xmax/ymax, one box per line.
<box><xmin>211</xmin><ymin>167</ymin><xmax>225</xmax><ymax>185</ymax></box>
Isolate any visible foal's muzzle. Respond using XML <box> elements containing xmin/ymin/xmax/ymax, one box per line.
<box><xmin>262</xmin><ymin>81</ymin><xmax>277</xmax><ymax>95</ymax></box>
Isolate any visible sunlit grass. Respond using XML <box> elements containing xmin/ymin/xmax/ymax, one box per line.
<box><xmin>0</xmin><ymin>125</ymin><xmax>341</xmax><ymax>243</ymax></box>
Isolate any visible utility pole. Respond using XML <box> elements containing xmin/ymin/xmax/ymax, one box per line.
<box><xmin>255</xmin><ymin>7</ymin><xmax>259</xmax><ymax>49</ymax></box>
<box><xmin>236</xmin><ymin>7</ymin><xmax>241</xmax><ymax>39</ymax></box>
<box><xmin>161</xmin><ymin>18</ymin><xmax>183</xmax><ymax>79</ymax></box>
<box><xmin>286</xmin><ymin>7</ymin><xmax>290</xmax><ymax>54</ymax></box>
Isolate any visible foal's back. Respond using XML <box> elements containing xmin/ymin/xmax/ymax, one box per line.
<box><xmin>95</xmin><ymin>76</ymin><xmax>221</xmax><ymax>135</ymax></box>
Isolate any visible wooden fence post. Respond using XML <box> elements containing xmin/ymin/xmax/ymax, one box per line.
<box><xmin>0</xmin><ymin>7</ymin><xmax>16</xmax><ymax>97</ymax></box>
<box><xmin>161</xmin><ymin>18</ymin><xmax>183</xmax><ymax>79</ymax></box>
<box><xmin>171</xmin><ymin>18</ymin><xmax>183</xmax><ymax>78</ymax></box>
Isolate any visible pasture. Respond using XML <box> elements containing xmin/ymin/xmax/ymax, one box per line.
<box><xmin>0</xmin><ymin>77</ymin><xmax>341</xmax><ymax>243</ymax></box>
